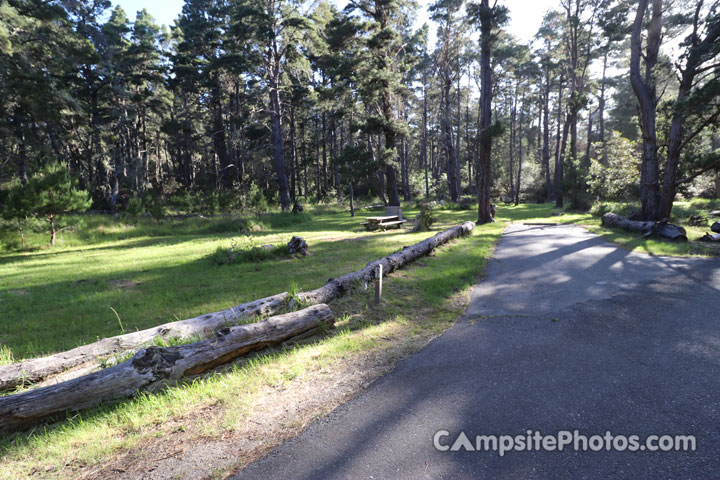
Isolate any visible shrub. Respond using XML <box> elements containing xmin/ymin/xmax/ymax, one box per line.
<box><xmin>147</xmin><ymin>196</ymin><xmax>166</xmax><ymax>224</ymax></box>
<box><xmin>21</xmin><ymin>165</ymin><xmax>91</xmax><ymax>245</ymax></box>
<box><xmin>590</xmin><ymin>201</ymin><xmax>641</xmax><ymax>218</ymax></box>
<box><xmin>123</xmin><ymin>197</ymin><xmax>144</xmax><ymax>224</ymax></box>
<box><xmin>249</xmin><ymin>184</ymin><xmax>269</xmax><ymax>213</ymax></box>
<box><xmin>211</xmin><ymin>236</ymin><xmax>289</xmax><ymax>265</ymax></box>
<box><xmin>201</xmin><ymin>217</ymin><xmax>265</xmax><ymax>234</ymax></box>
<box><xmin>413</xmin><ymin>204</ymin><xmax>435</xmax><ymax>232</ymax></box>
<box><xmin>587</xmin><ymin>132</ymin><xmax>640</xmax><ymax>202</ymax></box>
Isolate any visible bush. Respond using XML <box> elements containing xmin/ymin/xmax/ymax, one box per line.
<box><xmin>147</xmin><ymin>196</ymin><xmax>166</xmax><ymax>224</ymax></box>
<box><xmin>248</xmin><ymin>184</ymin><xmax>269</xmax><ymax>213</ymax></box>
<box><xmin>201</xmin><ymin>217</ymin><xmax>265</xmax><ymax>234</ymax></box>
<box><xmin>123</xmin><ymin>197</ymin><xmax>144</xmax><ymax>224</ymax></box>
<box><xmin>412</xmin><ymin>204</ymin><xmax>435</xmax><ymax>232</ymax></box>
<box><xmin>587</xmin><ymin>132</ymin><xmax>640</xmax><ymax>202</ymax></box>
<box><xmin>211</xmin><ymin>236</ymin><xmax>289</xmax><ymax>265</ymax></box>
<box><xmin>590</xmin><ymin>201</ymin><xmax>641</xmax><ymax>218</ymax></box>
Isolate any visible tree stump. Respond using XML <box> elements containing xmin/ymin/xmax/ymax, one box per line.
<box><xmin>288</xmin><ymin>236</ymin><xmax>308</xmax><ymax>255</ymax></box>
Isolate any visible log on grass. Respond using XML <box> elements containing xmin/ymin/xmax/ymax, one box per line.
<box><xmin>0</xmin><ymin>293</ymin><xmax>289</xmax><ymax>392</ymax></box>
<box><xmin>699</xmin><ymin>232</ymin><xmax>720</xmax><ymax>242</ymax></box>
<box><xmin>601</xmin><ymin>213</ymin><xmax>687</xmax><ymax>241</ymax></box>
<box><xmin>295</xmin><ymin>221</ymin><xmax>476</xmax><ymax>306</ymax></box>
<box><xmin>0</xmin><ymin>304</ymin><xmax>333</xmax><ymax>435</ymax></box>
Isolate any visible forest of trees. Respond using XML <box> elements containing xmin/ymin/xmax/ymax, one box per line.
<box><xmin>1</xmin><ymin>0</ymin><xmax>719</xmax><ymax>226</ymax></box>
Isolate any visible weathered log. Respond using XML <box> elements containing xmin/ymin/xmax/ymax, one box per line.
<box><xmin>601</xmin><ymin>212</ymin><xmax>687</xmax><ymax>241</ymax></box>
<box><xmin>295</xmin><ymin>221</ymin><xmax>476</xmax><ymax>306</ymax></box>
<box><xmin>0</xmin><ymin>293</ymin><xmax>289</xmax><ymax>392</ymax></box>
<box><xmin>699</xmin><ymin>232</ymin><xmax>720</xmax><ymax>243</ymax></box>
<box><xmin>0</xmin><ymin>304</ymin><xmax>333</xmax><ymax>434</ymax></box>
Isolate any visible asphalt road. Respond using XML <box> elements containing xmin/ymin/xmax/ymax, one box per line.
<box><xmin>232</xmin><ymin>224</ymin><xmax>720</xmax><ymax>479</ymax></box>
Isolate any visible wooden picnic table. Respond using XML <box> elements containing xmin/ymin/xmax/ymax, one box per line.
<box><xmin>362</xmin><ymin>215</ymin><xmax>407</xmax><ymax>231</ymax></box>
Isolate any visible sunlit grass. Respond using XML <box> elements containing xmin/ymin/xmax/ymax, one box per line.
<box><xmin>0</xmin><ymin>200</ymin><xmax>714</xmax><ymax>479</ymax></box>
<box><xmin>0</xmin><ymin>213</ymin><xmax>503</xmax><ymax>479</ymax></box>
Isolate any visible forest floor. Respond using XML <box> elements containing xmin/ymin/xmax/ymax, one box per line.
<box><xmin>0</xmin><ymin>201</ymin><xmax>717</xmax><ymax>479</ymax></box>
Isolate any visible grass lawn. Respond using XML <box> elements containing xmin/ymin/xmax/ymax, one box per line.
<box><xmin>0</xmin><ymin>200</ymin><xmax>716</xmax><ymax>479</ymax></box>
<box><xmin>0</xmin><ymin>206</ymin><xmax>477</xmax><ymax>360</ymax></box>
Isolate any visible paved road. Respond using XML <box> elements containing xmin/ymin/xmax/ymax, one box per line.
<box><xmin>232</xmin><ymin>225</ymin><xmax>720</xmax><ymax>479</ymax></box>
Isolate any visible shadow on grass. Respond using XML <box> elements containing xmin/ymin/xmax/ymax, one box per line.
<box><xmin>0</xmin><ymin>223</ymin><xmax>503</xmax><ymax>464</ymax></box>
<box><xmin>0</xmin><ymin>224</ymin><xmax>469</xmax><ymax>359</ymax></box>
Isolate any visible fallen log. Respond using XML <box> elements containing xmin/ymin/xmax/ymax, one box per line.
<box><xmin>0</xmin><ymin>293</ymin><xmax>289</xmax><ymax>392</ymax></box>
<box><xmin>601</xmin><ymin>213</ymin><xmax>687</xmax><ymax>241</ymax></box>
<box><xmin>699</xmin><ymin>232</ymin><xmax>720</xmax><ymax>242</ymax></box>
<box><xmin>295</xmin><ymin>221</ymin><xmax>476</xmax><ymax>306</ymax></box>
<box><xmin>0</xmin><ymin>304</ymin><xmax>333</xmax><ymax>435</ymax></box>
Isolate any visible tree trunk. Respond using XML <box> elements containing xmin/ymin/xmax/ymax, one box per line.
<box><xmin>290</xmin><ymin>105</ymin><xmax>298</xmax><ymax>203</ymax></box>
<box><xmin>509</xmin><ymin>92</ymin><xmax>516</xmax><ymax>201</ymax></box>
<box><xmin>555</xmin><ymin>117</ymin><xmax>570</xmax><ymax>208</ymax></box>
<box><xmin>349</xmin><ymin>184</ymin><xmax>354</xmax><ymax>217</ymax></box>
<box><xmin>553</xmin><ymin>73</ymin><xmax>564</xmax><ymax>203</ymax></box>
<box><xmin>268</xmin><ymin>62</ymin><xmax>291</xmax><ymax>212</ymax></box>
<box><xmin>598</xmin><ymin>51</ymin><xmax>607</xmax><ymax>164</ymax></box>
<box><xmin>455</xmin><ymin>70</ymin><xmax>462</xmax><ymax>196</ymax></box>
<box><xmin>315</xmin><ymin>117</ymin><xmax>322</xmax><ymax>199</ymax></box>
<box><xmin>321</xmin><ymin>112</ymin><xmax>328</xmax><ymax>196</ymax></box>
<box><xmin>476</xmin><ymin>0</ymin><xmax>495</xmax><ymax>224</ymax></box>
<box><xmin>0</xmin><ymin>305</ymin><xmax>334</xmax><ymax>435</ymax></box>
<box><xmin>0</xmin><ymin>293</ymin><xmax>289</xmax><ymax>392</ymax></box>
<box><xmin>515</xmin><ymin>91</ymin><xmax>525</xmax><ymax>206</ymax></box>
<box><xmin>49</xmin><ymin>214</ymin><xmax>56</xmax><ymax>246</ymax></box>
<box><xmin>657</xmin><ymin>12</ymin><xmax>720</xmax><ymax>220</ymax></box>
<box><xmin>543</xmin><ymin>66</ymin><xmax>552</xmax><ymax>201</ymax></box>
<box><xmin>423</xmin><ymin>83</ymin><xmax>429</xmax><ymax>198</ymax></box>
<box><xmin>630</xmin><ymin>0</ymin><xmax>663</xmax><ymax>220</ymax></box>
<box><xmin>443</xmin><ymin>82</ymin><xmax>458</xmax><ymax>202</ymax></box>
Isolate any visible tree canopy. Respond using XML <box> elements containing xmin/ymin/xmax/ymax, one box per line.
<box><xmin>1</xmin><ymin>0</ymin><xmax>719</xmax><ymax>233</ymax></box>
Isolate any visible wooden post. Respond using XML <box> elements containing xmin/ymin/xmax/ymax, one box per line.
<box><xmin>374</xmin><ymin>264</ymin><xmax>383</xmax><ymax>304</ymax></box>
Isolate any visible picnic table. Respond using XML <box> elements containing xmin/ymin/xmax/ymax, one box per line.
<box><xmin>362</xmin><ymin>215</ymin><xmax>407</xmax><ymax>231</ymax></box>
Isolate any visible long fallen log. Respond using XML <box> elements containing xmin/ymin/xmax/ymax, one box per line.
<box><xmin>601</xmin><ymin>212</ymin><xmax>687</xmax><ymax>242</ymax></box>
<box><xmin>295</xmin><ymin>221</ymin><xmax>476</xmax><ymax>306</ymax></box>
<box><xmin>0</xmin><ymin>293</ymin><xmax>289</xmax><ymax>392</ymax></box>
<box><xmin>0</xmin><ymin>304</ymin><xmax>333</xmax><ymax>435</ymax></box>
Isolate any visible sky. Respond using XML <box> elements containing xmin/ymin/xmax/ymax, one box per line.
<box><xmin>112</xmin><ymin>0</ymin><xmax>557</xmax><ymax>44</ymax></box>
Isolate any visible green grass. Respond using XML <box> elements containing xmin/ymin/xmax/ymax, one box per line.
<box><xmin>0</xmin><ymin>206</ymin><xmax>502</xmax><ymax>480</ymax></box>
<box><xmin>2</xmin><ymin>201</ymin><xmax>716</xmax><ymax>362</ymax></box>
<box><xmin>0</xmin><ymin>205</ymin><xmax>478</xmax><ymax>360</ymax></box>
<box><xmin>1</xmin><ymin>199</ymin><xmax>715</xmax><ymax>478</ymax></box>
<box><xmin>499</xmin><ymin>201</ymin><xmax>719</xmax><ymax>257</ymax></box>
